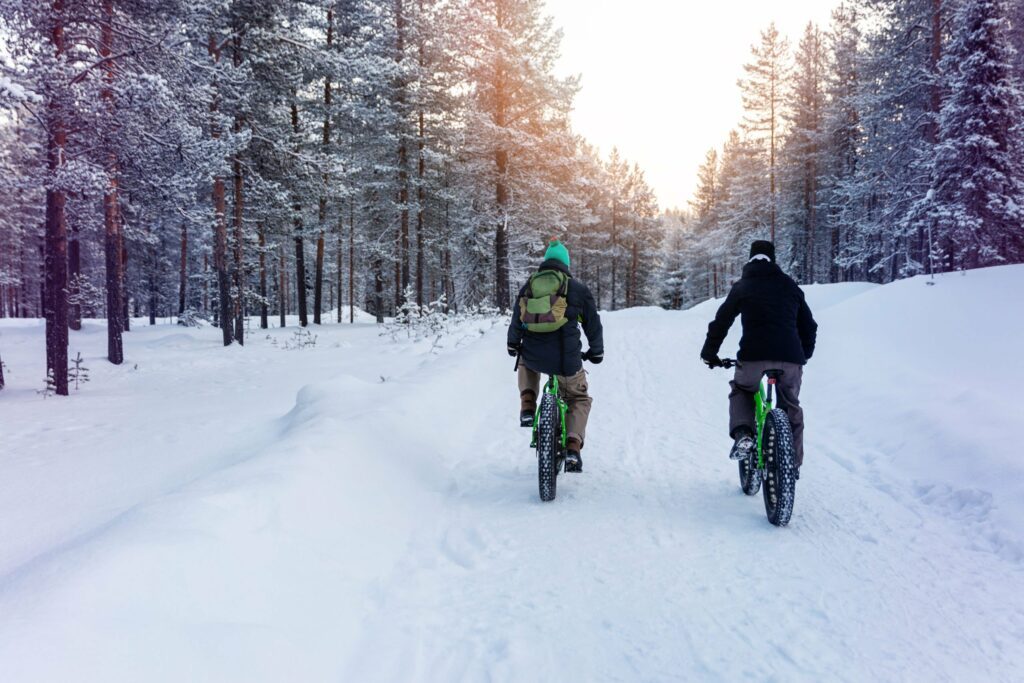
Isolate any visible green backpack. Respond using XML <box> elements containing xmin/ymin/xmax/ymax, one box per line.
<box><xmin>518</xmin><ymin>269</ymin><xmax>570</xmax><ymax>333</ymax></box>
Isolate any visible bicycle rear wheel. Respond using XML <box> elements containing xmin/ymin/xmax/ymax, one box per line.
<box><xmin>536</xmin><ymin>393</ymin><xmax>561</xmax><ymax>502</ymax></box>
<box><xmin>760</xmin><ymin>408</ymin><xmax>797</xmax><ymax>526</ymax></box>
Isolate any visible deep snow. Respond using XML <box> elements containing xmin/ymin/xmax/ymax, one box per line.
<box><xmin>0</xmin><ymin>267</ymin><xmax>1022</xmax><ymax>681</ymax></box>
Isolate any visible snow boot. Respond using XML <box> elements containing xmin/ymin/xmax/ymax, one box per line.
<box><xmin>520</xmin><ymin>390</ymin><xmax>537</xmax><ymax>428</ymax></box>
<box><xmin>730</xmin><ymin>427</ymin><xmax>755</xmax><ymax>461</ymax></box>
<box><xmin>565</xmin><ymin>438</ymin><xmax>583</xmax><ymax>473</ymax></box>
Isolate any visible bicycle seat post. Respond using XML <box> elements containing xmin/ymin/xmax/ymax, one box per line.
<box><xmin>764</xmin><ymin>372</ymin><xmax>775</xmax><ymax>405</ymax></box>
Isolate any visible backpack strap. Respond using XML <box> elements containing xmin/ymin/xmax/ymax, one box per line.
<box><xmin>557</xmin><ymin>272</ymin><xmax>569</xmax><ymax>296</ymax></box>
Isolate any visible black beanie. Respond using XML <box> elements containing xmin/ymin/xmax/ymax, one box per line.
<box><xmin>749</xmin><ymin>240</ymin><xmax>776</xmax><ymax>262</ymax></box>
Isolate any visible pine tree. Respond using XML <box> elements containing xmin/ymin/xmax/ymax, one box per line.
<box><xmin>917</xmin><ymin>0</ymin><xmax>1024</xmax><ymax>269</ymax></box>
<box><xmin>820</xmin><ymin>1</ymin><xmax>864</xmax><ymax>283</ymax></box>
<box><xmin>459</xmin><ymin>0</ymin><xmax>579</xmax><ymax>310</ymax></box>
<box><xmin>784</xmin><ymin>22</ymin><xmax>827</xmax><ymax>282</ymax></box>
<box><xmin>738</xmin><ymin>23</ymin><xmax>790</xmax><ymax>242</ymax></box>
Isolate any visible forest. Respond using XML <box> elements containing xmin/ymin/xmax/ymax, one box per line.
<box><xmin>1</xmin><ymin>0</ymin><xmax>1022</xmax><ymax>395</ymax></box>
<box><xmin>663</xmin><ymin>0</ymin><xmax>1024</xmax><ymax>308</ymax></box>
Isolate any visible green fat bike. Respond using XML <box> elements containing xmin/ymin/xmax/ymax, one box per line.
<box><xmin>719</xmin><ymin>359</ymin><xmax>797</xmax><ymax>526</ymax></box>
<box><xmin>516</xmin><ymin>354</ymin><xmax>585</xmax><ymax>502</ymax></box>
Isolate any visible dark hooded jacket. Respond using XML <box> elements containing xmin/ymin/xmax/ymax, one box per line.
<box><xmin>701</xmin><ymin>259</ymin><xmax>817</xmax><ymax>364</ymax></box>
<box><xmin>508</xmin><ymin>259</ymin><xmax>604</xmax><ymax>377</ymax></box>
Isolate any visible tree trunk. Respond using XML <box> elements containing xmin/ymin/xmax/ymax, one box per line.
<box><xmin>258</xmin><ymin>223</ymin><xmax>268</xmax><ymax>329</ymax></box>
<box><xmin>295</xmin><ymin>228</ymin><xmax>308</xmax><ymax>327</ymax></box>
<box><xmin>148</xmin><ymin>254</ymin><xmax>157</xmax><ymax>326</ymax></box>
<box><xmin>278</xmin><ymin>243</ymin><xmax>286</xmax><ymax>328</ymax></box>
<box><xmin>122</xmin><ymin>235</ymin><xmax>130</xmax><ymax>332</ymax></box>
<box><xmin>921</xmin><ymin>0</ymin><xmax>942</xmax><ymax>267</ymax></box>
<box><xmin>495</xmin><ymin>150</ymin><xmax>510</xmax><ymax>310</ymax></box>
<box><xmin>68</xmin><ymin>217</ymin><xmax>81</xmax><ymax>330</ymax></box>
<box><xmin>373</xmin><ymin>256</ymin><xmax>384</xmax><ymax>323</ymax></box>
<box><xmin>349</xmin><ymin>196</ymin><xmax>355</xmax><ymax>323</ymax></box>
<box><xmin>415</xmin><ymin>0</ymin><xmax>426</xmax><ymax>309</ymax></box>
<box><xmin>232</xmin><ymin>35</ymin><xmax>245</xmax><ymax>345</ymax></box>
<box><xmin>336</xmin><ymin>214</ymin><xmax>343</xmax><ymax>323</ymax></box>
<box><xmin>629</xmin><ymin>238</ymin><xmax>638</xmax><ymax>308</ymax></box>
<box><xmin>44</xmin><ymin>0</ymin><xmax>69</xmax><ymax>394</ymax></box>
<box><xmin>396</xmin><ymin>0</ymin><xmax>410</xmax><ymax>303</ymax></box>
<box><xmin>44</xmin><ymin>132</ymin><xmax>69</xmax><ymax>393</ymax></box>
<box><xmin>178</xmin><ymin>222</ymin><xmax>188</xmax><ymax>314</ymax></box>
<box><xmin>416</xmin><ymin>114</ymin><xmax>425</xmax><ymax>309</ymax></box>
<box><xmin>232</xmin><ymin>153</ymin><xmax>244</xmax><ymax>344</ymax></box>
<box><xmin>210</xmin><ymin>34</ymin><xmax>232</xmax><ymax>346</ymax></box>
<box><xmin>610</xmin><ymin>200</ymin><xmax>618</xmax><ymax>311</ymax></box>
<box><xmin>315</xmin><ymin>204</ymin><xmax>326</xmax><ymax>325</ymax></box>
<box><xmin>97</xmin><ymin>0</ymin><xmax>124</xmax><ymax>364</ymax></box>
<box><xmin>289</xmin><ymin>100</ymin><xmax>308</xmax><ymax>327</ymax></box>
<box><xmin>202</xmin><ymin>252</ymin><xmax>209</xmax><ymax>316</ymax></box>
<box><xmin>314</xmin><ymin>10</ymin><xmax>333</xmax><ymax>325</ymax></box>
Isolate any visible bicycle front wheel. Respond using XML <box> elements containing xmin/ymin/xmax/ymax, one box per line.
<box><xmin>536</xmin><ymin>393</ymin><xmax>561</xmax><ymax>502</ymax></box>
<box><xmin>761</xmin><ymin>408</ymin><xmax>797</xmax><ymax>526</ymax></box>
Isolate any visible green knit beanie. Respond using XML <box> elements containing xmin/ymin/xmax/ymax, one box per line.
<box><xmin>544</xmin><ymin>239</ymin><xmax>570</xmax><ymax>268</ymax></box>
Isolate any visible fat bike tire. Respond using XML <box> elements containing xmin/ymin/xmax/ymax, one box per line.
<box><xmin>760</xmin><ymin>408</ymin><xmax>797</xmax><ymax>526</ymax></box>
<box><xmin>536</xmin><ymin>394</ymin><xmax>561</xmax><ymax>502</ymax></box>
<box><xmin>739</xmin><ymin>449</ymin><xmax>762</xmax><ymax>495</ymax></box>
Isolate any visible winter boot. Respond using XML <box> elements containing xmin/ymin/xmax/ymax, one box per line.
<box><xmin>520</xmin><ymin>390</ymin><xmax>537</xmax><ymax>428</ymax></box>
<box><xmin>729</xmin><ymin>427</ymin><xmax>755</xmax><ymax>461</ymax></box>
<box><xmin>565</xmin><ymin>437</ymin><xmax>583</xmax><ymax>472</ymax></box>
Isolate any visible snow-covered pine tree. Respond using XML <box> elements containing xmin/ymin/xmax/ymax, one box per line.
<box><xmin>819</xmin><ymin>1</ymin><xmax>864</xmax><ymax>283</ymax></box>
<box><xmin>783</xmin><ymin>22</ymin><xmax>827</xmax><ymax>283</ymax></box>
<box><xmin>458</xmin><ymin>0</ymin><xmax>579</xmax><ymax>310</ymax></box>
<box><xmin>916</xmin><ymin>0</ymin><xmax>1024</xmax><ymax>269</ymax></box>
<box><xmin>738</xmin><ymin>22</ymin><xmax>790</xmax><ymax>243</ymax></box>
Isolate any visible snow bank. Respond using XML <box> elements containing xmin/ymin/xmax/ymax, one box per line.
<box><xmin>806</xmin><ymin>266</ymin><xmax>1024</xmax><ymax>562</ymax></box>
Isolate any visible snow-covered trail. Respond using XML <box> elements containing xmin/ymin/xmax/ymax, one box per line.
<box><xmin>345</xmin><ymin>307</ymin><xmax>1023</xmax><ymax>682</ymax></box>
<box><xmin>1</xmin><ymin>270</ymin><xmax>1022</xmax><ymax>681</ymax></box>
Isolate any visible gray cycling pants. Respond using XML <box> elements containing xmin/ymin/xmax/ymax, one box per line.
<box><xmin>729</xmin><ymin>360</ymin><xmax>805</xmax><ymax>467</ymax></box>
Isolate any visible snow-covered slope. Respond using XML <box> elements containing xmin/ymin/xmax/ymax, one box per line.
<box><xmin>0</xmin><ymin>267</ymin><xmax>1021</xmax><ymax>681</ymax></box>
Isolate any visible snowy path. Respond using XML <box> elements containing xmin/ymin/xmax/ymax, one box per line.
<box><xmin>1</xmin><ymin>270</ymin><xmax>1022</xmax><ymax>681</ymax></box>
<box><xmin>345</xmin><ymin>309</ymin><xmax>1023</xmax><ymax>682</ymax></box>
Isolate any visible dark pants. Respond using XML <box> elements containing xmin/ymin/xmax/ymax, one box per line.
<box><xmin>729</xmin><ymin>360</ymin><xmax>805</xmax><ymax>466</ymax></box>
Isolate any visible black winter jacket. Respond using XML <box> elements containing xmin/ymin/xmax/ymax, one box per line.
<box><xmin>701</xmin><ymin>259</ymin><xmax>817</xmax><ymax>364</ymax></box>
<box><xmin>508</xmin><ymin>259</ymin><xmax>604</xmax><ymax>377</ymax></box>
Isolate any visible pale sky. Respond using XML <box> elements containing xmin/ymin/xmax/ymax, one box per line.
<box><xmin>543</xmin><ymin>0</ymin><xmax>843</xmax><ymax>211</ymax></box>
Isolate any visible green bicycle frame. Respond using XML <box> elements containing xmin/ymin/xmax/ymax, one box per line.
<box><xmin>753</xmin><ymin>380</ymin><xmax>772</xmax><ymax>468</ymax></box>
<box><xmin>753</xmin><ymin>376</ymin><xmax>774</xmax><ymax>466</ymax></box>
<box><xmin>530</xmin><ymin>375</ymin><xmax>569</xmax><ymax>449</ymax></box>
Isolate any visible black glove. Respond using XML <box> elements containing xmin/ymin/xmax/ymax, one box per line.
<box><xmin>583</xmin><ymin>350</ymin><xmax>603</xmax><ymax>364</ymax></box>
<box><xmin>507</xmin><ymin>343</ymin><xmax>521</xmax><ymax>358</ymax></box>
<box><xmin>702</xmin><ymin>354</ymin><xmax>722</xmax><ymax>369</ymax></box>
